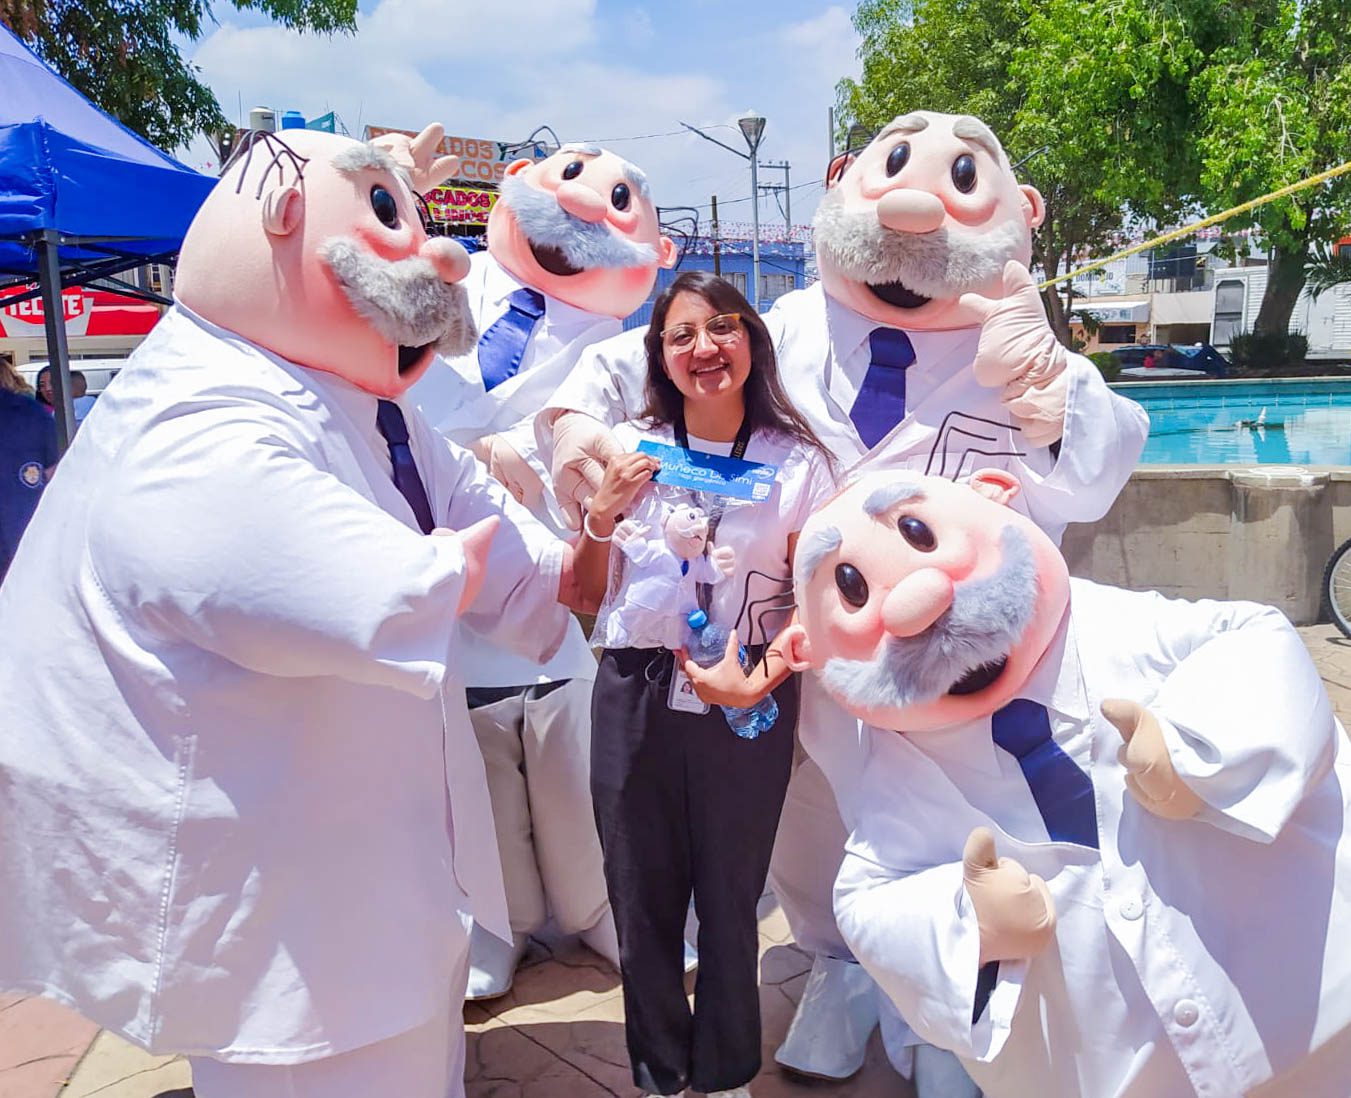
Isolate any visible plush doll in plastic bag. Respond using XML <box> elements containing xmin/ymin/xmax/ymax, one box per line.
<box><xmin>592</xmin><ymin>486</ymin><xmax>743</xmax><ymax>651</ymax></box>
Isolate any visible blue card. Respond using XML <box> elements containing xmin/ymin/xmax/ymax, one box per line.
<box><xmin>637</xmin><ymin>440</ymin><xmax>778</xmax><ymax>502</ymax></box>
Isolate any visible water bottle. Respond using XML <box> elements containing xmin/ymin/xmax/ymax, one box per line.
<box><xmin>685</xmin><ymin>609</ymin><xmax>779</xmax><ymax>739</ymax></box>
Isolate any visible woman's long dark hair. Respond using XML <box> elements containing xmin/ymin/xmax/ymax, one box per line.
<box><xmin>640</xmin><ymin>270</ymin><xmax>828</xmax><ymax>459</ymax></box>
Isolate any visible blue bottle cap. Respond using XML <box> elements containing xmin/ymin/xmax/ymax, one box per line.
<box><xmin>687</xmin><ymin>609</ymin><xmax>708</xmax><ymax>630</ymax></box>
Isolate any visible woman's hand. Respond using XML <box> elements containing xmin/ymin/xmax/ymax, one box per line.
<box><xmin>585</xmin><ymin>452</ymin><xmax>660</xmax><ymax>537</ymax></box>
<box><xmin>679</xmin><ymin>630</ymin><xmax>757</xmax><ymax>708</ymax></box>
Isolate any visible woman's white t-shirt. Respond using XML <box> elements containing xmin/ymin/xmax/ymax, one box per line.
<box><xmin>594</xmin><ymin>419</ymin><xmax>837</xmax><ymax>650</ymax></box>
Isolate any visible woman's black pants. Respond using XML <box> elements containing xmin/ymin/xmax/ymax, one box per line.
<box><xmin>591</xmin><ymin>647</ymin><xmax>797</xmax><ymax>1096</ymax></box>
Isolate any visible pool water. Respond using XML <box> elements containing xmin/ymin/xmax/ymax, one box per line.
<box><xmin>1115</xmin><ymin>378</ymin><xmax>1351</xmax><ymax>465</ymax></box>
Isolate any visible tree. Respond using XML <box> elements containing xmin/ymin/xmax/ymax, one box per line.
<box><xmin>0</xmin><ymin>0</ymin><xmax>356</xmax><ymax>151</ymax></box>
<box><xmin>1189</xmin><ymin>0</ymin><xmax>1351</xmax><ymax>335</ymax></box>
<box><xmin>837</xmin><ymin>0</ymin><xmax>1203</xmax><ymax>345</ymax></box>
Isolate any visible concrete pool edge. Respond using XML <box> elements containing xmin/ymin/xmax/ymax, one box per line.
<box><xmin>1063</xmin><ymin>464</ymin><xmax>1351</xmax><ymax>624</ymax></box>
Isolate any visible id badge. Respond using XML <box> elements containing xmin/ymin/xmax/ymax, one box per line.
<box><xmin>668</xmin><ymin>663</ymin><xmax>710</xmax><ymax>715</ymax></box>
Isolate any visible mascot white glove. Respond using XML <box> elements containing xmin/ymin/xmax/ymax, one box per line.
<box><xmin>549</xmin><ymin>411</ymin><xmax>624</xmax><ymax>530</ymax></box>
<box><xmin>960</xmin><ymin>261</ymin><xmax>1072</xmax><ymax>447</ymax></box>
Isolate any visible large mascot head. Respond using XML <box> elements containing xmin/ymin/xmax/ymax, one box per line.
<box><xmin>487</xmin><ymin>144</ymin><xmax>678</xmax><ymax>319</ymax></box>
<box><xmin>175</xmin><ymin>129</ymin><xmax>476</xmax><ymax>398</ymax></box>
<box><xmin>813</xmin><ymin>111</ymin><xmax>1045</xmax><ymax>332</ymax></box>
<box><xmin>782</xmin><ymin>470</ymin><xmax>1069</xmax><ymax>732</ymax></box>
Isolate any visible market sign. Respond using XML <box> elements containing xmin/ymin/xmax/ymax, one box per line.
<box><xmin>425</xmin><ymin>184</ymin><xmax>500</xmax><ymax>226</ymax></box>
<box><xmin>365</xmin><ymin>126</ymin><xmax>549</xmax><ymax>185</ymax></box>
<box><xmin>0</xmin><ymin>286</ymin><xmax>162</xmax><ymax>339</ymax></box>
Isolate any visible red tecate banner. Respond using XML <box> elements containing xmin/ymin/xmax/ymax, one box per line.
<box><xmin>0</xmin><ymin>286</ymin><xmax>162</xmax><ymax>339</ymax></box>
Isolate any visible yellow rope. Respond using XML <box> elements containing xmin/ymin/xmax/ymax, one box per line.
<box><xmin>1039</xmin><ymin>158</ymin><xmax>1351</xmax><ymax>290</ymax></box>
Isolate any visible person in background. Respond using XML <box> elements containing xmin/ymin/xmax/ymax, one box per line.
<box><xmin>575</xmin><ymin>271</ymin><xmax>836</xmax><ymax>1098</ymax></box>
<box><xmin>0</xmin><ymin>357</ymin><xmax>35</xmax><ymax>397</ymax></box>
<box><xmin>0</xmin><ymin>370</ymin><xmax>58</xmax><ymax>582</ymax></box>
<box><xmin>34</xmin><ymin>364</ymin><xmax>54</xmax><ymax>410</ymax></box>
<box><xmin>71</xmin><ymin>371</ymin><xmax>97</xmax><ymax>427</ymax></box>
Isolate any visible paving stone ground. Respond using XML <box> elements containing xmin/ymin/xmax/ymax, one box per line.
<box><xmin>4</xmin><ymin>624</ymin><xmax>1349</xmax><ymax>1098</ymax></box>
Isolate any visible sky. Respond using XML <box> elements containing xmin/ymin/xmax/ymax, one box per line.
<box><xmin>182</xmin><ymin>0</ymin><xmax>862</xmax><ymax>234</ymax></box>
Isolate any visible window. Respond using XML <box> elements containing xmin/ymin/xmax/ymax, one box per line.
<box><xmin>1213</xmin><ymin>278</ymin><xmax>1245</xmax><ymax>345</ymax></box>
<box><xmin>1098</xmin><ymin>324</ymin><xmax>1136</xmax><ymax>344</ymax></box>
<box><xmin>760</xmin><ymin>273</ymin><xmax>795</xmax><ymax>302</ymax></box>
<box><xmin>723</xmin><ymin>271</ymin><xmax>748</xmax><ymax>297</ymax></box>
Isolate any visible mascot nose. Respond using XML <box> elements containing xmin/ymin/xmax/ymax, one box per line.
<box><xmin>555</xmin><ymin>181</ymin><xmax>609</xmax><ymax>224</ymax></box>
<box><xmin>420</xmin><ymin>237</ymin><xmax>471</xmax><ymax>284</ymax></box>
<box><xmin>881</xmin><ymin>567</ymin><xmax>954</xmax><ymax>638</ymax></box>
<box><xmin>876</xmin><ymin>189</ymin><xmax>947</xmax><ymax>234</ymax></box>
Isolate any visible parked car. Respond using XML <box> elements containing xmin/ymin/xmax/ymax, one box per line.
<box><xmin>1108</xmin><ymin>343</ymin><xmax>1229</xmax><ymax>379</ymax></box>
<box><xmin>19</xmin><ymin>357</ymin><xmax>126</xmax><ymax>396</ymax></box>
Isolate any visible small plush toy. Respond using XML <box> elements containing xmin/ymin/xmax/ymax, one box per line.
<box><xmin>780</xmin><ymin>468</ymin><xmax>1351</xmax><ymax>1098</ymax></box>
<box><xmin>595</xmin><ymin>497</ymin><xmax>736</xmax><ymax>651</ymax></box>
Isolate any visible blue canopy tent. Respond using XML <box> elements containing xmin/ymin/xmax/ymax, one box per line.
<box><xmin>0</xmin><ymin>22</ymin><xmax>216</xmax><ymax>449</ymax></box>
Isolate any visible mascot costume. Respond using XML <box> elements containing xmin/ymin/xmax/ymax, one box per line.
<box><xmin>781</xmin><ymin>467</ymin><xmax>1351</xmax><ymax>1098</ymax></box>
<box><xmin>0</xmin><ymin>128</ymin><xmax>580</xmax><ymax>1098</ymax></box>
<box><xmin>537</xmin><ymin>110</ymin><xmax>1148</xmax><ymax>1087</ymax></box>
<box><xmin>387</xmin><ymin>136</ymin><xmax>677</xmax><ymax>997</ymax></box>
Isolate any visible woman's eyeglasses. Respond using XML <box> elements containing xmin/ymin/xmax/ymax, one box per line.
<box><xmin>660</xmin><ymin>312</ymin><xmax>743</xmax><ymax>353</ymax></box>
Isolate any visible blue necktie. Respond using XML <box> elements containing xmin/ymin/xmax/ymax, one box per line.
<box><xmin>849</xmin><ymin>327</ymin><xmax>915</xmax><ymax>449</ymax></box>
<box><xmin>477</xmin><ymin>287</ymin><xmax>546</xmax><ymax>391</ymax></box>
<box><xmin>991</xmin><ymin>699</ymin><xmax>1098</xmax><ymax>848</ymax></box>
<box><xmin>376</xmin><ymin>400</ymin><xmax>436</xmax><ymax>535</ymax></box>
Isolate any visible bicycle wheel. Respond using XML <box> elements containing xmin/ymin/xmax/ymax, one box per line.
<box><xmin>1323</xmin><ymin>537</ymin><xmax>1351</xmax><ymax>638</ymax></box>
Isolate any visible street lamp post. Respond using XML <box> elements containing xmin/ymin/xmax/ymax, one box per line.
<box><xmin>738</xmin><ymin>112</ymin><xmax>766</xmax><ymax>311</ymax></box>
<box><xmin>679</xmin><ymin>110</ymin><xmax>768</xmax><ymax>310</ymax></box>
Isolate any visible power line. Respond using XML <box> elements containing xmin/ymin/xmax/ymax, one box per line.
<box><xmin>580</xmin><ymin>123</ymin><xmax>739</xmax><ymax>143</ymax></box>
<box><xmin>684</xmin><ymin>178</ymin><xmax>823</xmax><ymax>211</ymax></box>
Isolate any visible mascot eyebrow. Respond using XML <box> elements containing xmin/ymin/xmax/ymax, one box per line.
<box><xmin>925</xmin><ymin>410</ymin><xmax>1026</xmax><ymax>481</ymax></box>
<box><xmin>223</xmin><ymin>130</ymin><xmax>311</xmax><ymax>200</ymax></box>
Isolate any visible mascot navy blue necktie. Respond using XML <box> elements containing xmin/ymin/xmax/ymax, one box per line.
<box><xmin>477</xmin><ymin>286</ymin><xmax>546</xmax><ymax>391</ymax></box>
<box><xmin>849</xmin><ymin>327</ymin><xmax>915</xmax><ymax>449</ymax></box>
<box><xmin>376</xmin><ymin>399</ymin><xmax>436</xmax><ymax>535</ymax></box>
<box><xmin>991</xmin><ymin>698</ymin><xmax>1099</xmax><ymax>848</ymax></box>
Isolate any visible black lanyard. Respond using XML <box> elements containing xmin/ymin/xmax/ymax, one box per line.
<box><xmin>672</xmin><ymin>408</ymin><xmax>752</xmax><ymax>611</ymax></box>
<box><xmin>673</xmin><ymin>408</ymin><xmax>753</xmax><ymax>459</ymax></box>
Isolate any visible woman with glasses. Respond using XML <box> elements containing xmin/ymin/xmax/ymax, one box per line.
<box><xmin>574</xmin><ymin>270</ymin><xmax>836</xmax><ymax>1098</ymax></box>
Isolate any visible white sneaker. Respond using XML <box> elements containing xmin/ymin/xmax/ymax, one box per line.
<box><xmin>773</xmin><ymin>954</ymin><xmax>880</xmax><ymax>1080</ymax></box>
<box><xmin>464</xmin><ymin>924</ymin><xmax>528</xmax><ymax>1001</ymax></box>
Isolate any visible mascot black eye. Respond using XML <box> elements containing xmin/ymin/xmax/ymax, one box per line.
<box><xmin>899</xmin><ymin>516</ymin><xmax>937</xmax><ymax>551</ymax></box>
<box><xmin>835</xmin><ymin>563</ymin><xmax>870</xmax><ymax>608</ymax></box>
<box><xmin>370</xmin><ymin>185</ymin><xmax>400</xmax><ymax>229</ymax></box>
<box><xmin>611</xmin><ymin>182</ymin><xmax>631</xmax><ymax>211</ymax></box>
<box><xmin>562</xmin><ymin>160</ymin><xmax>585</xmax><ymax>180</ymax></box>
<box><xmin>952</xmin><ymin>154</ymin><xmax>977</xmax><ymax>193</ymax></box>
<box><xmin>885</xmin><ymin>142</ymin><xmax>911</xmax><ymax>177</ymax></box>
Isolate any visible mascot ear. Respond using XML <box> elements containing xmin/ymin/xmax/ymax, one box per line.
<box><xmin>1020</xmin><ymin>184</ymin><xmax>1046</xmax><ymax>230</ymax></box>
<box><xmin>780</xmin><ymin>623</ymin><xmax>818</xmax><ymax>672</ymax></box>
<box><xmin>504</xmin><ymin>158</ymin><xmax>535</xmax><ymax>178</ymax></box>
<box><xmin>825</xmin><ymin>151</ymin><xmax>856</xmax><ymax>190</ymax></box>
<box><xmin>968</xmin><ymin>468</ymin><xmax>1021</xmax><ymax>507</ymax></box>
<box><xmin>262</xmin><ymin>185</ymin><xmax>303</xmax><ymax>237</ymax></box>
<box><xmin>657</xmin><ymin>235</ymin><xmax>678</xmax><ymax>269</ymax></box>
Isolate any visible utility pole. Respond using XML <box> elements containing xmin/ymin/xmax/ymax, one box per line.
<box><xmin>758</xmin><ymin>160</ymin><xmax>792</xmax><ymax>233</ymax></box>
<box><xmin>710</xmin><ymin>195</ymin><xmax>721</xmax><ymax>276</ymax></box>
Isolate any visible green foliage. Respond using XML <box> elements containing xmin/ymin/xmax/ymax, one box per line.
<box><xmin>0</xmin><ymin>0</ymin><xmax>356</xmax><ymax>150</ymax></box>
<box><xmin>836</xmin><ymin>0</ymin><xmax>1203</xmax><ymax>344</ymax></box>
<box><xmin>1227</xmin><ymin>329</ymin><xmax>1309</xmax><ymax>373</ymax></box>
<box><xmin>1305</xmin><ymin>243</ymin><xmax>1351</xmax><ymax>303</ymax></box>
<box><xmin>1187</xmin><ymin>0</ymin><xmax>1351</xmax><ymax>331</ymax></box>
<box><xmin>1089</xmin><ymin>350</ymin><xmax>1121</xmax><ymax>382</ymax></box>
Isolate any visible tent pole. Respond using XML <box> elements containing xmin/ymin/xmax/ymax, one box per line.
<box><xmin>36</xmin><ymin>229</ymin><xmax>76</xmax><ymax>452</ymax></box>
